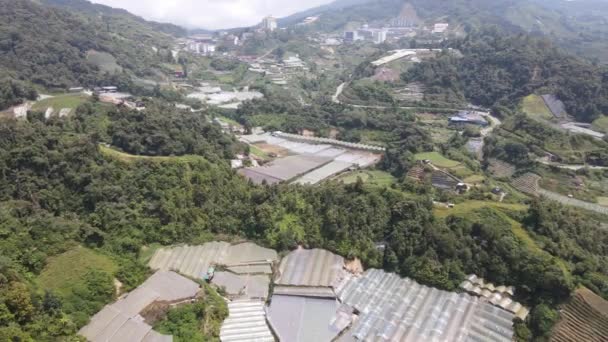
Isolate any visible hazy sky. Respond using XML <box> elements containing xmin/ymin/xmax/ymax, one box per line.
<box><xmin>91</xmin><ymin>0</ymin><xmax>334</xmax><ymax>29</ymax></box>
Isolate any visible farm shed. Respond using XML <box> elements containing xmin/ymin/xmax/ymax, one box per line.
<box><xmin>220</xmin><ymin>300</ymin><xmax>274</xmax><ymax>342</ymax></box>
<box><xmin>79</xmin><ymin>271</ymin><xmax>199</xmax><ymax>342</ymax></box>
<box><xmin>148</xmin><ymin>242</ymin><xmax>277</xmax><ymax>280</ymax></box>
<box><xmin>460</xmin><ymin>274</ymin><xmax>529</xmax><ymax>320</ymax></box>
<box><xmin>292</xmin><ymin>160</ymin><xmax>354</xmax><ymax>185</ymax></box>
<box><xmin>272</xmin><ymin>285</ymin><xmax>336</xmax><ymax>298</ymax></box>
<box><xmin>211</xmin><ymin>272</ymin><xmax>270</xmax><ymax>300</ymax></box>
<box><xmin>550</xmin><ymin>287</ymin><xmax>608</xmax><ymax>342</ymax></box>
<box><xmin>266</xmin><ymin>295</ymin><xmax>342</xmax><ymax>342</ymax></box>
<box><xmin>275</xmin><ymin>248</ymin><xmax>345</xmax><ymax>288</ymax></box>
<box><xmin>335</xmin><ymin>269</ymin><xmax>515</xmax><ymax>342</ymax></box>
<box><xmin>239</xmin><ymin>155</ymin><xmax>333</xmax><ymax>184</ymax></box>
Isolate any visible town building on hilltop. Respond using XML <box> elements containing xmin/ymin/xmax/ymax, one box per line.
<box><xmin>261</xmin><ymin>16</ymin><xmax>277</xmax><ymax>32</ymax></box>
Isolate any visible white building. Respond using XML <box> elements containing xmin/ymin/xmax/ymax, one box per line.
<box><xmin>432</xmin><ymin>23</ymin><xmax>449</xmax><ymax>34</ymax></box>
<box><xmin>373</xmin><ymin>30</ymin><xmax>388</xmax><ymax>44</ymax></box>
<box><xmin>262</xmin><ymin>16</ymin><xmax>278</xmax><ymax>32</ymax></box>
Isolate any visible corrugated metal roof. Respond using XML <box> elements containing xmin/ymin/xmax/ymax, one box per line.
<box><xmin>149</xmin><ymin>242</ymin><xmax>277</xmax><ymax>279</ymax></box>
<box><xmin>460</xmin><ymin>274</ymin><xmax>528</xmax><ymax>320</ymax></box>
<box><xmin>79</xmin><ymin>271</ymin><xmax>197</xmax><ymax>342</ymax></box>
<box><xmin>275</xmin><ymin>248</ymin><xmax>345</xmax><ymax>287</ymax></box>
<box><xmin>266</xmin><ymin>295</ymin><xmax>342</xmax><ymax>342</ymax></box>
<box><xmin>336</xmin><ymin>269</ymin><xmax>515</xmax><ymax>342</ymax></box>
<box><xmin>149</xmin><ymin>242</ymin><xmax>230</xmax><ymax>279</ymax></box>
<box><xmin>272</xmin><ymin>286</ymin><xmax>336</xmax><ymax>298</ymax></box>
<box><xmin>224</xmin><ymin>242</ymin><xmax>278</xmax><ymax>265</ymax></box>
<box><xmin>220</xmin><ymin>300</ymin><xmax>274</xmax><ymax>342</ymax></box>
<box><xmin>212</xmin><ymin>272</ymin><xmax>270</xmax><ymax>300</ymax></box>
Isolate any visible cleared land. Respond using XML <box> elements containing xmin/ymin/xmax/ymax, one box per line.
<box><xmin>338</xmin><ymin>170</ymin><xmax>396</xmax><ymax>187</ymax></box>
<box><xmin>99</xmin><ymin>145</ymin><xmax>204</xmax><ymax>164</ymax></box>
<box><xmin>414</xmin><ymin>152</ymin><xmax>461</xmax><ymax>168</ymax></box>
<box><xmin>38</xmin><ymin>247</ymin><xmax>117</xmax><ymax>297</ymax></box>
<box><xmin>32</xmin><ymin>93</ymin><xmax>89</xmax><ymax>114</ymax></box>
<box><xmin>522</xmin><ymin>94</ymin><xmax>553</xmax><ymax>120</ymax></box>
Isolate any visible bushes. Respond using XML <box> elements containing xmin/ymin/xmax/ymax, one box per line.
<box><xmin>154</xmin><ymin>286</ymin><xmax>228</xmax><ymax>342</ymax></box>
<box><xmin>0</xmin><ymin>79</ymin><xmax>38</xmax><ymax>110</ymax></box>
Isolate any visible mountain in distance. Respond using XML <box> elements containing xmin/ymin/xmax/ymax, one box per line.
<box><xmin>282</xmin><ymin>0</ymin><xmax>608</xmax><ymax>63</ymax></box>
<box><xmin>40</xmin><ymin>0</ymin><xmax>187</xmax><ymax>37</ymax></box>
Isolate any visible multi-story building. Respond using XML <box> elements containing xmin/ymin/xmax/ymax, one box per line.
<box><xmin>261</xmin><ymin>16</ymin><xmax>277</xmax><ymax>32</ymax></box>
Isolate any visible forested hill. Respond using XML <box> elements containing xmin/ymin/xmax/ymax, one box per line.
<box><xmin>0</xmin><ymin>0</ymin><xmax>180</xmax><ymax>90</ymax></box>
<box><xmin>40</xmin><ymin>0</ymin><xmax>187</xmax><ymax>37</ymax></box>
<box><xmin>403</xmin><ymin>29</ymin><xmax>608</xmax><ymax>123</ymax></box>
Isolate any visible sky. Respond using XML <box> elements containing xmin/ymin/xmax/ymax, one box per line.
<box><xmin>91</xmin><ymin>0</ymin><xmax>334</xmax><ymax>30</ymax></box>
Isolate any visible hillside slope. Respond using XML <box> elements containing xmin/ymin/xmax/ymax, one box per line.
<box><xmin>0</xmin><ymin>0</ymin><xmax>180</xmax><ymax>89</ymax></box>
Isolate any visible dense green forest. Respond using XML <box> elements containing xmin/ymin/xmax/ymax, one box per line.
<box><xmin>404</xmin><ymin>29</ymin><xmax>608</xmax><ymax>122</ymax></box>
<box><xmin>0</xmin><ymin>79</ymin><xmax>37</xmax><ymax>111</ymax></box>
<box><xmin>0</xmin><ymin>0</ymin><xmax>176</xmax><ymax>89</ymax></box>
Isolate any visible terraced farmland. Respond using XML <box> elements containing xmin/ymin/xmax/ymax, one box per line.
<box><xmin>431</xmin><ymin>169</ymin><xmax>460</xmax><ymax>190</ymax></box>
<box><xmin>512</xmin><ymin>173</ymin><xmax>608</xmax><ymax>215</ymax></box>
<box><xmin>512</xmin><ymin>173</ymin><xmax>541</xmax><ymax>195</ymax></box>
<box><xmin>550</xmin><ymin>287</ymin><xmax>608</xmax><ymax>342</ymax></box>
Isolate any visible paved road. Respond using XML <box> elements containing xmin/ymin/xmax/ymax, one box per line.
<box><xmin>536</xmin><ymin>157</ymin><xmax>608</xmax><ymax>170</ymax></box>
<box><xmin>538</xmin><ymin>189</ymin><xmax>608</xmax><ymax>216</ymax></box>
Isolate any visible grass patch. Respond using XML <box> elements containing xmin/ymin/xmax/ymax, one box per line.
<box><xmin>414</xmin><ymin>152</ymin><xmax>461</xmax><ymax>168</ymax></box>
<box><xmin>338</xmin><ymin>170</ymin><xmax>396</xmax><ymax>187</ymax></box>
<box><xmin>249</xmin><ymin>145</ymin><xmax>270</xmax><ymax>159</ymax></box>
<box><xmin>38</xmin><ymin>246</ymin><xmax>117</xmax><ymax>297</ymax></box>
<box><xmin>32</xmin><ymin>93</ymin><xmax>89</xmax><ymax>114</ymax></box>
<box><xmin>592</xmin><ymin>116</ymin><xmax>608</xmax><ymax>134</ymax></box>
<box><xmin>597</xmin><ymin>197</ymin><xmax>608</xmax><ymax>207</ymax></box>
<box><xmin>140</xmin><ymin>243</ymin><xmax>163</xmax><ymax>264</ymax></box>
<box><xmin>99</xmin><ymin>145</ymin><xmax>204</xmax><ymax>164</ymax></box>
<box><xmin>522</xmin><ymin>94</ymin><xmax>553</xmax><ymax>120</ymax></box>
<box><xmin>463</xmin><ymin>174</ymin><xmax>485</xmax><ymax>184</ymax></box>
<box><xmin>433</xmin><ymin>200</ymin><xmax>527</xmax><ymax>219</ymax></box>
<box><xmin>216</xmin><ymin>115</ymin><xmax>242</xmax><ymax>127</ymax></box>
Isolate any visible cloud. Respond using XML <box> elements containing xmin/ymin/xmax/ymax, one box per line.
<box><xmin>91</xmin><ymin>0</ymin><xmax>333</xmax><ymax>29</ymax></box>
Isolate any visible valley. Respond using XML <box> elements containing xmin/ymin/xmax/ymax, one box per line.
<box><xmin>0</xmin><ymin>0</ymin><xmax>607</xmax><ymax>342</ymax></box>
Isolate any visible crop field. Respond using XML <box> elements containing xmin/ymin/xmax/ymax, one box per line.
<box><xmin>414</xmin><ymin>152</ymin><xmax>461</xmax><ymax>168</ymax></box>
<box><xmin>538</xmin><ymin>189</ymin><xmax>608</xmax><ymax>216</ymax></box>
<box><xmin>512</xmin><ymin>173</ymin><xmax>541</xmax><ymax>195</ymax></box>
<box><xmin>32</xmin><ymin>93</ymin><xmax>89</xmax><ymax>114</ymax></box>
<box><xmin>550</xmin><ymin>287</ymin><xmax>608</xmax><ymax>342</ymax></box>
<box><xmin>338</xmin><ymin>170</ymin><xmax>396</xmax><ymax>187</ymax></box>
<box><xmin>86</xmin><ymin>50</ymin><xmax>122</xmax><ymax>73</ymax></box>
<box><xmin>522</xmin><ymin>94</ymin><xmax>553</xmax><ymax>120</ymax></box>
<box><xmin>38</xmin><ymin>247</ymin><xmax>117</xmax><ymax>297</ymax></box>
<box><xmin>99</xmin><ymin>145</ymin><xmax>204</xmax><ymax>164</ymax></box>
